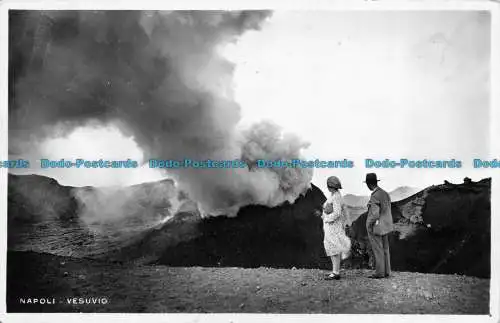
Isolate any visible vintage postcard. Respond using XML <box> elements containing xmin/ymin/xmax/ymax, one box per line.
<box><xmin>0</xmin><ymin>1</ymin><xmax>499</xmax><ymax>322</ymax></box>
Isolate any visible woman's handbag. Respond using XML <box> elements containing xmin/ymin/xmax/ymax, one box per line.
<box><xmin>372</xmin><ymin>220</ymin><xmax>383</xmax><ymax>235</ymax></box>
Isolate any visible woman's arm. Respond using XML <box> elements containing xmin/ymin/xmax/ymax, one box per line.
<box><xmin>322</xmin><ymin>193</ymin><xmax>342</xmax><ymax>223</ymax></box>
<box><xmin>323</xmin><ymin>202</ymin><xmax>333</xmax><ymax>214</ymax></box>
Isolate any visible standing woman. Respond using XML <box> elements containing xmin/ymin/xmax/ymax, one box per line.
<box><xmin>321</xmin><ymin>176</ymin><xmax>351</xmax><ymax>280</ymax></box>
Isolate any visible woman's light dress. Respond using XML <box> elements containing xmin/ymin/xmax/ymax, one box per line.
<box><xmin>322</xmin><ymin>191</ymin><xmax>351</xmax><ymax>259</ymax></box>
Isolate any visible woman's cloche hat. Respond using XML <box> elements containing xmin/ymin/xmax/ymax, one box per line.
<box><xmin>327</xmin><ymin>176</ymin><xmax>342</xmax><ymax>189</ymax></box>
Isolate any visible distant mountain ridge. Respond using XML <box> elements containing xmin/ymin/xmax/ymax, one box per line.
<box><xmin>389</xmin><ymin>186</ymin><xmax>422</xmax><ymax>202</ymax></box>
<box><xmin>343</xmin><ymin>186</ymin><xmax>421</xmax><ymax>208</ymax></box>
<box><xmin>342</xmin><ymin>194</ymin><xmax>370</xmax><ymax>208</ymax></box>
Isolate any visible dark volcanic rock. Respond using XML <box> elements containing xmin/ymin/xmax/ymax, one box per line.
<box><xmin>8</xmin><ymin>174</ymin><xmax>81</xmax><ymax>253</ymax></box>
<box><xmin>7</xmin><ymin>174</ymin><xmax>185</xmax><ymax>258</ymax></box>
<box><xmin>155</xmin><ymin>184</ymin><xmax>329</xmax><ymax>269</ymax></box>
<box><xmin>8</xmin><ymin>173</ymin><xmax>490</xmax><ymax>278</ymax></box>
<box><xmin>8</xmin><ymin>174</ymin><xmax>79</xmax><ymax>224</ymax></box>
<box><xmin>346</xmin><ymin>178</ymin><xmax>491</xmax><ymax>278</ymax></box>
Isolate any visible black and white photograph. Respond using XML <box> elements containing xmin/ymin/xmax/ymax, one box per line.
<box><xmin>1</xmin><ymin>1</ymin><xmax>498</xmax><ymax>318</ymax></box>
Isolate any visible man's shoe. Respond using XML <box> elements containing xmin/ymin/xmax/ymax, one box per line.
<box><xmin>384</xmin><ymin>274</ymin><xmax>390</xmax><ymax>278</ymax></box>
<box><xmin>368</xmin><ymin>274</ymin><xmax>385</xmax><ymax>279</ymax></box>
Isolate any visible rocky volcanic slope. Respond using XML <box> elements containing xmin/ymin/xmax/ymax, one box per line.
<box><xmin>154</xmin><ymin>178</ymin><xmax>490</xmax><ymax>278</ymax></box>
<box><xmin>7</xmin><ymin>174</ymin><xmax>491</xmax><ymax>314</ymax></box>
<box><xmin>8</xmin><ymin>174</ymin><xmax>491</xmax><ymax>278</ymax></box>
<box><xmin>7</xmin><ymin>174</ymin><xmax>186</xmax><ymax>259</ymax></box>
<box><xmin>154</xmin><ymin>184</ymin><xmax>328</xmax><ymax>269</ymax></box>
<box><xmin>347</xmin><ymin>179</ymin><xmax>491</xmax><ymax>278</ymax></box>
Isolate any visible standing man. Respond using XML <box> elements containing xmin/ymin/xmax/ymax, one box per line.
<box><xmin>364</xmin><ymin>173</ymin><xmax>393</xmax><ymax>279</ymax></box>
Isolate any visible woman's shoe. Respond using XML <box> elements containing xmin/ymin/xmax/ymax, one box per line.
<box><xmin>325</xmin><ymin>273</ymin><xmax>341</xmax><ymax>280</ymax></box>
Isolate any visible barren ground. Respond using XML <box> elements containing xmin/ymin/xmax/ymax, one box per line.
<box><xmin>7</xmin><ymin>251</ymin><xmax>490</xmax><ymax>314</ymax></box>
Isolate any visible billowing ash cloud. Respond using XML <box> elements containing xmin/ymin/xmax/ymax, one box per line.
<box><xmin>9</xmin><ymin>10</ymin><xmax>313</xmax><ymax>216</ymax></box>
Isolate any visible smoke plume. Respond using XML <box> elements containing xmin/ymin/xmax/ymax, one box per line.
<box><xmin>9</xmin><ymin>10</ymin><xmax>313</xmax><ymax>216</ymax></box>
<box><xmin>72</xmin><ymin>179</ymin><xmax>182</xmax><ymax>231</ymax></box>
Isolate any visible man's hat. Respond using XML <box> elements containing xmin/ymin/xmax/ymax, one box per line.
<box><xmin>364</xmin><ymin>173</ymin><xmax>380</xmax><ymax>184</ymax></box>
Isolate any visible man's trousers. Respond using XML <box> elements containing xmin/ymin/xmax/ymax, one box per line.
<box><xmin>367</xmin><ymin>232</ymin><xmax>391</xmax><ymax>276</ymax></box>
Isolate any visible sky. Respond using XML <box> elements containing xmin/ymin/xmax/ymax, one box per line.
<box><xmin>11</xmin><ymin>10</ymin><xmax>492</xmax><ymax>196</ymax></box>
<box><xmin>226</xmin><ymin>10</ymin><xmax>492</xmax><ymax>195</ymax></box>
